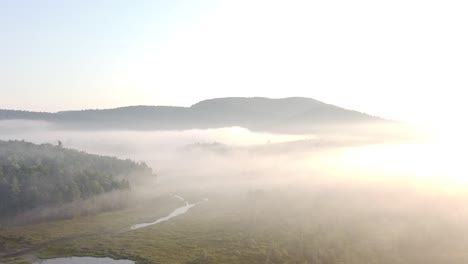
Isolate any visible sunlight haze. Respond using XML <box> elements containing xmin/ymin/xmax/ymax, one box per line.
<box><xmin>2</xmin><ymin>2</ymin><xmax>468</xmax><ymax>263</ymax></box>
<box><xmin>1</xmin><ymin>0</ymin><xmax>467</xmax><ymax>128</ymax></box>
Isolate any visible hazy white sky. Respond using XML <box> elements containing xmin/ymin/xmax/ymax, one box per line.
<box><xmin>1</xmin><ymin>0</ymin><xmax>467</xmax><ymax>126</ymax></box>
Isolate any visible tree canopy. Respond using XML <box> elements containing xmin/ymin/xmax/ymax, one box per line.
<box><xmin>0</xmin><ymin>140</ymin><xmax>153</xmax><ymax>217</ymax></box>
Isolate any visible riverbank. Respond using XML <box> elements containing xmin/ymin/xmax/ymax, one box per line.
<box><xmin>0</xmin><ymin>195</ymin><xmax>186</xmax><ymax>264</ymax></box>
<box><xmin>3</xmin><ymin>188</ymin><xmax>467</xmax><ymax>264</ymax></box>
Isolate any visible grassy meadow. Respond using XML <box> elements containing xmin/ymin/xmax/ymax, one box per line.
<box><xmin>2</xmin><ymin>188</ymin><xmax>468</xmax><ymax>264</ymax></box>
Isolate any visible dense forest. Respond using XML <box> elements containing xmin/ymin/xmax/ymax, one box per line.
<box><xmin>0</xmin><ymin>140</ymin><xmax>153</xmax><ymax>217</ymax></box>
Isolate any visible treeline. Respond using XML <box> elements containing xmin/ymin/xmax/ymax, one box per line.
<box><xmin>0</xmin><ymin>140</ymin><xmax>153</xmax><ymax>217</ymax></box>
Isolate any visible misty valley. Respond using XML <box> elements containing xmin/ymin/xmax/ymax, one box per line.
<box><xmin>2</xmin><ymin>0</ymin><xmax>467</xmax><ymax>261</ymax></box>
<box><xmin>1</xmin><ymin>98</ymin><xmax>467</xmax><ymax>264</ymax></box>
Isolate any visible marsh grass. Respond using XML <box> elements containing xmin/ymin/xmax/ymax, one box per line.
<box><xmin>2</xmin><ymin>191</ymin><xmax>468</xmax><ymax>264</ymax></box>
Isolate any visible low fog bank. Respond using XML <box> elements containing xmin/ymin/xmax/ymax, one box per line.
<box><xmin>0</xmin><ymin>120</ymin><xmax>462</xmax><ymax>193</ymax></box>
<box><xmin>2</xmin><ymin>120</ymin><xmax>468</xmax><ymax>262</ymax></box>
<box><xmin>218</xmin><ymin>186</ymin><xmax>468</xmax><ymax>264</ymax></box>
<box><xmin>2</xmin><ymin>120</ymin><xmax>466</xmax><ymax>216</ymax></box>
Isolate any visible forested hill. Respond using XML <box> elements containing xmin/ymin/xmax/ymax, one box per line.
<box><xmin>0</xmin><ymin>140</ymin><xmax>153</xmax><ymax>217</ymax></box>
<box><xmin>0</xmin><ymin>97</ymin><xmax>387</xmax><ymax>134</ymax></box>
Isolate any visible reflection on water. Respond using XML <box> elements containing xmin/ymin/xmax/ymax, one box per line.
<box><xmin>35</xmin><ymin>257</ymin><xmax>134</xmax><ymax>264</ymax></box>
<box><xmin>130</xmin><ymin>195</ymin><xmax>207</xmax><ymax>230</ymax></box>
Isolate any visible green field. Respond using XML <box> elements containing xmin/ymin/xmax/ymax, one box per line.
<box><xmin>2</xmin><ymin>189</ymin><xmax>468</xmax><ymax>264</ymax></box>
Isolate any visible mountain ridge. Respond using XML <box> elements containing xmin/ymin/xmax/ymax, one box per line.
<box><xmin>0</xmin><ymin>97</ymin><xmax>389</xmax><ymax>134</ymax></box>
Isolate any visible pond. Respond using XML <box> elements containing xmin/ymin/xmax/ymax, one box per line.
<box><xmin>34</xmin><ymin>257</ymin><xmax>134</xmax><ymax>264</ymax></box>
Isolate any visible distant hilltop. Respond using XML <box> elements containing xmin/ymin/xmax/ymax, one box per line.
<box><xmin>0</xmin><ymin>97</ymin><xmax>389</xmax><ymax>134</ymax></box>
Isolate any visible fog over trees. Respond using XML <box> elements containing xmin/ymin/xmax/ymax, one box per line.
<box><xmin>0</xmin><ymin>98</ymin><xmax>464</xmax><ymax>264</ymax></box>
<box><xmin>0</xmin><ymin>140</ymin><xmax>153</xmax><ymax>218</ymax></box>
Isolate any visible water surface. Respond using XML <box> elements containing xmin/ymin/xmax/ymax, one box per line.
<box><xmin>130</xmin><ymin>195</ymin><xmax>207</xmax><ymax>230</ymax></box>
<box><xmin>34</xmin><ymin>257</ymin><xmax>134</xmax><ymax>264</ymax></box>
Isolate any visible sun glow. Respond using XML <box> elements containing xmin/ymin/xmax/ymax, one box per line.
<box><xmin>338</xmin><ymin>139</ymin><xmax>468</xmax><ymax>191</ymax></box>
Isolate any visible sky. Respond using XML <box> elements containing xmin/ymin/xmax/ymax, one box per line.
<box><xmin>1</xmin><ymin>0</ymin><xmax>467</xmax><ymax>127</ymax></box>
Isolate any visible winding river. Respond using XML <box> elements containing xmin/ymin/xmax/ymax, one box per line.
<box><xmin>129</xmin><ymin>195</ymin><xmax>207</xmax><ymax>231</ymax></box>
<box><xmin>3</xmin><ymin>195</ymin><xmax>205</xmax><ymax>263</ymax></box>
